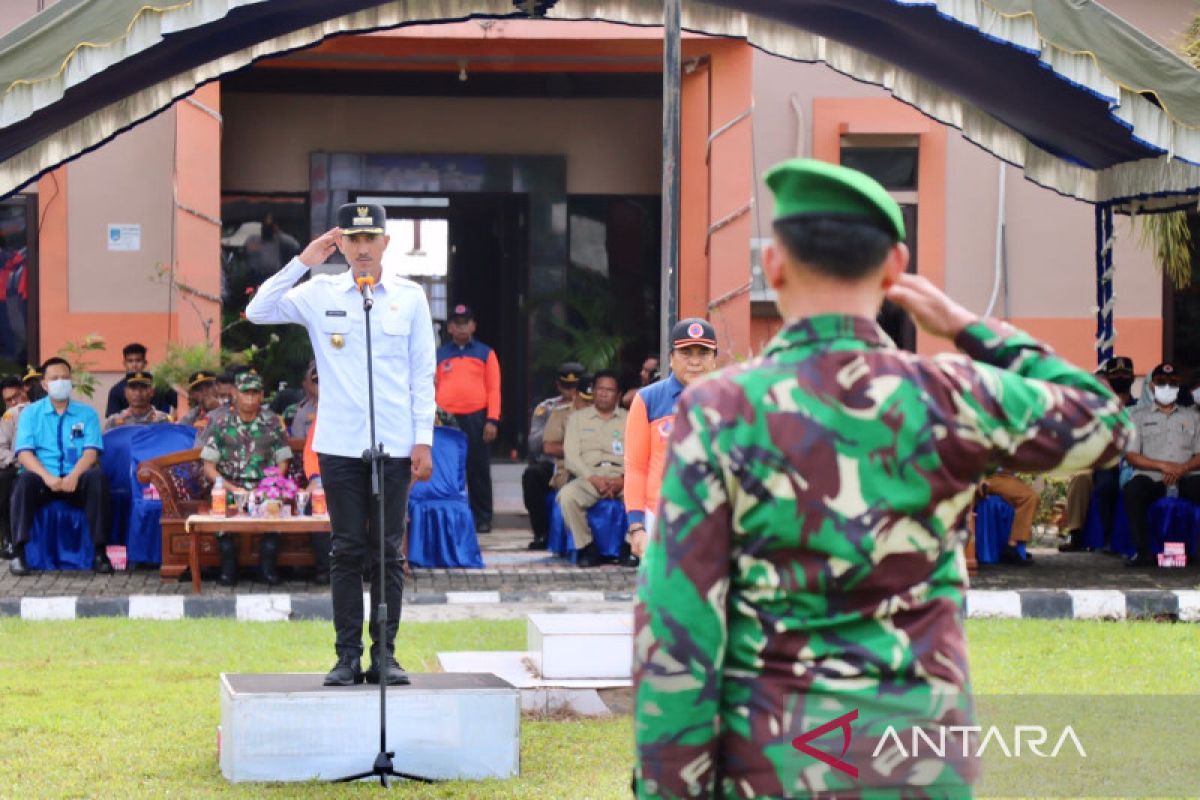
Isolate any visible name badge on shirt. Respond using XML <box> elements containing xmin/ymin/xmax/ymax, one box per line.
<box><xmin>325</xmin><ymin>310</ymin><xmax>348</xmax><ymax>317</ymax></box>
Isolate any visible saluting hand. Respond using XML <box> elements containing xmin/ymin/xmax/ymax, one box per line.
<box><xmin>884</xmin><ymin>273</ymin><xmax>976</xmax><ymax>341</ymax></box>
<box><xmin>298</xmin><ymin>229</ymin><xmax>343</xmax><ymax>269</ymax></box>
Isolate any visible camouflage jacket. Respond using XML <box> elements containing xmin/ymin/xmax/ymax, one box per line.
<box><xmin>633</xmin><ymin>315</ymin><xmax>1132</xmax><ymax>799</ymax></box>
<box><xmin>103</xmin><ymin>407</ymin><xmax>171</xmax><ymax>432</ymax></box>
<box><xmin>197</xmin><ymin>408</ymin><xmax>292</xmax><ymax>485</ymax></box>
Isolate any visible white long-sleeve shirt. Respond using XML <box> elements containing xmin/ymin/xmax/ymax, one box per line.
<box><xmin>245</xmin><ymin>258</ymin><xmax>436</xmax><ymax>459</ymax></box>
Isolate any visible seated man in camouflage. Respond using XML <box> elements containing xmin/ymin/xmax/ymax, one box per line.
<box><xmin>557</xmin><ymin>370</ymin><xmax>630</xmax><ymax>567</ymax></box>
<box><xmin>198</xmin><ymin>371</ymin><xmax>310</xmax><ymax>586</ymax></box>
<box><xmin>103</xmin><ymin>371</ymin><xmax>171</xmax><ymax>431</ymax></box>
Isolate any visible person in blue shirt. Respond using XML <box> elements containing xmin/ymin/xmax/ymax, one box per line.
<box><xmin>8</xmin><ymin>357</ymin><xmax>112</xmax><ymax>576</ymax></box>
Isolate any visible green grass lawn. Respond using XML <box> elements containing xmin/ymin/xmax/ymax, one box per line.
<box><xmin>0</xmin><ymin>618</ymin><xmax>1197</xmax><ymax>798</ymax></box>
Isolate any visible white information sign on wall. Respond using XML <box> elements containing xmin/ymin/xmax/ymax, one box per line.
<box><xmin>107</xmin><ymin>224</ymin><xmax>141</xmax><ymax>252</ymax></box>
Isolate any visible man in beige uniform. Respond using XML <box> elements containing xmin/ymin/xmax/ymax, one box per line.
<box><xmin>544</xmin><ymin>375</ymin><xmax>593</xmax><ymax>492</ymax></box>
<box><xmin>558</xmin><ymin>370</ymin><xmax>626</xmax><ymax>567</ymax></box>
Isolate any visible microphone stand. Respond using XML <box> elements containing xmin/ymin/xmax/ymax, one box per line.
<box><xmin>335</xmin><ymin>276</ymin><xmax>431</xmax><ymax>787</ymax></box>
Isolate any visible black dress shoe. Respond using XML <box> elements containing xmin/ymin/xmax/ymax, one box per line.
<box><xmin>92</xmin><ymin>552</ymin><xmax>114</xmax><ymax>574</ymax></box>
<box><xmin>999</xmin><ymin>546</ymin><xmax>1033</xmax><ymax>566</ymax></box>
<box><xmin>476</xmin><ymin>521</ymin><xmax>492</xmax><ymax>534</ymax></box>
<box><xmin>0</xmin><ymin>542</ymin><xmax>14</xmax><ymax>560</ymax></box>
<box><xmin>576</xmin><ymin>543</ymin><xmax>602</xmax><ymax>568</ymax></box>
<box><xmin>365</xmin><ymin>655</ymin><xmax>411</xmax><ymax>686</ymax></box>
<box><xmin>1124</xmin><ymin>553</ymin><xmax>1157</xmax><ymax>568</ymax></box>
<box><xmin>617</xmin><ymin>542</ymin><xmax>640</xmax><ymax>568</ymax></box>
<box><xmin>1057</xmin><ymin>531</ymin><xmax>1087</xmax><ymax>552</ymax></box>
<box><xmin>9</xmin><ymin>555</ymin><xmax>30</xmax><ymax>576</ymax></box>
<box><xmin>323</xmin><ymin>655</ymin><xmax>364</xmax><ymax>686</ymax></box>
<box><xmin>527</xmin><ymin>536</ymin><xmax>548</xmax><ymax>551</ymax></box>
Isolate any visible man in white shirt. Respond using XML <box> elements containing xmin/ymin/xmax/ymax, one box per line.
<box><xmin>246</xmin><ymin>203</ymin><xmax>436</xmax><ymax>687</ymax></box>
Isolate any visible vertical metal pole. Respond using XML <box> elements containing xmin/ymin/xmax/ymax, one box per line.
<box><xmin>660</xmin><ymin>0</ymin><xmax>682</xmax><ymax>367</ymax></box>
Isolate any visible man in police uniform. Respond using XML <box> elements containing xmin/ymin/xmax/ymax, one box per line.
<box><xmin>283</xmin><ymin>361</ymin><xmax>319</xmax><ymax>440</ymax></box>
<box><xmin>0</xmin><ymin>376</ymin><xmax>29</xmax><ymax>559</ymax></box>
<box><xmin>522</xmin><ymin>361</ymin><xmax>583</xmax><ymax>550</ymax></box>
<box><xmin>198</xmin><ymin>371</ymin><xmax>295</xmax><ymax>585</ymax></box>
<box><xmin>103</xmin><ymin>371</ymin><xmax>172</xmax><ymax>431</ymax></box>
<box><xmin>632</xmin><ymin>160</ymin><xmax>1133</xmax><ymax>797</ymax></box>
<box><xmin>178</xmin><ymin>370</ymin><xmax>220</xmax><ymax>432</ymax></box>
<box><xmin>557</xmin><ymin>369</ymin><xmax>627</xmax><ymax>567</ymax></box>
<box><xmin>246</xmin><ymin>203</ymin><xmax>435</xmax><ymax>687</ymax></box>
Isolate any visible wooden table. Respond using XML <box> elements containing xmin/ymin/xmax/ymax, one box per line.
<box><xmin>184</xmin><ymin>514</ymin><xmax>332</xmax><ymax>594</ymax></box>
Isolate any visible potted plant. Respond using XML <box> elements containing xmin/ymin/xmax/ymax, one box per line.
<box><xmin>255</xmin><ymin>466</ymin><xmax>298</xmax><ymax>519</ymax></box>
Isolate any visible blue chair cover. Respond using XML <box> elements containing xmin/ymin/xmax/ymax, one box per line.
<box><xmin>24</xmin><ymin>500</ymin><xmax>92</xmax><ymax>570</ymax></box>
<box><xmin>126</xmin><ymin>424</ymin><xmax>198</xmax><ymax>565</ymax></box>
<box><xmin>973</xmin><ymin>495</ymin><xmax>1013</xmax><ymax>565</ymax></box>
<box><xmin>1148</xmin><ymin>497</ymin><xmax>1200</xmax><ymax>556</ymax></box>
<box><xmin>547</xmin><ymin>493</ymin><xmax>628</xmax><ymax>562</ymax></box>
<box><xmin>407</xmin><ymin>427</ymin><xmax>482</xmax><ymax>568</ymax></box>
<box><xmin>100</xmin><ymin>426</ymin><xmax>141</xmax><ymax>546</ymax></box>
<box><xmin>1082</xmin><ymin>487</ymin><xmax>1134</xmax><ymax>556</ymax></box>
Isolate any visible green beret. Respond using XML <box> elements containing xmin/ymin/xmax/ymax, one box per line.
<box><xmin>235</xmin><ymin>371</ymin><xmax>264</xmax><ymax>392</ymax></box>
<box><xmin>765</xmin><ymin>158</ymin><xmax>906</xmax><ymax>241</ymax></box>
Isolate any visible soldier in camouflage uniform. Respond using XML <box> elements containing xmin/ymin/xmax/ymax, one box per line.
<box><xmin>198</xmin><ymin>371</ymin><xmax>296</xmax><ymax>586</ymax></box>
<box><xmin>103</xmin><ymin>371</ymin><xmax>171</xmax><ymax>432</ymax></box>
<box><xmin>633</xmin><ymin>159</ymin><xmax>1133</xmax><ymax>799</ymax></box>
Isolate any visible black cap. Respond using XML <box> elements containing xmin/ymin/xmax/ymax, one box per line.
<box><xmin>337</xmin><ymin>202</ymin><xmax>386</xmax><ymax>236</ymax></box>
<box><xmin>671</xmin><ymin>317</ymin><xmax>718</xmax><ymax>350</ymax></box>
<box><xmin>1103</xmin><ymin>356</ymin><xmax>1134</xmax><ymax>375</ymax></box>
<box><xmin>187</xmin><ymin>370</ymin><xmax>217</xmax><ymax>390</ymax></box>
<box><xmin>576</xmin><ymin>374</ymin><xmax>595</xmax><ymax>400</ymax></box>
<box><xmin>1151</xmin><ymin>362</ymin><xmax>1179</xmax><ymax>381</ymax></box>
<box><xmin>448</xmin><ymin>303</ymin><xmax>474</xmax><ymax>322</ymax></box>
<box><xmin>557</xmin><ymin>362</ymin><xmax>585</xmax><ymax>385</ymax></box>
<box><xmin>126</xmin><ymin>371</ymin><xmax>154</xmax><ymax>387</ymax></box>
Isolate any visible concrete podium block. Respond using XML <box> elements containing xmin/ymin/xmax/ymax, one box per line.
<box><xmin>219</xmin><ymin>673</ymin><xmax>519</xmax><ymax>783</ymax></box>
<box><xmin>526</xmin><ymin>613</ymin><xmax>632</xmax><ymax>680</ymax></box>
<box><xmin>437</xmin><ymin>651</ymin><xmax>630</xmax><ymax>716</ymax></box>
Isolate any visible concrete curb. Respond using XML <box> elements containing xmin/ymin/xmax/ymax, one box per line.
<box><xmin>0</xmin><ymin>589</ymin><xmax>1192</xmax><ymax>621</ymax></box>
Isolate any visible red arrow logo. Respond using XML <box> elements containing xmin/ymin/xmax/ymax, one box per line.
<box><xmin>792</xmin><ymin>709</ymin><xmax>859</xmax><ymax>778</ymax></box>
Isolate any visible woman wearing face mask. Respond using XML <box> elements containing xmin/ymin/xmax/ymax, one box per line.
<box><xmin>1122</xmin><ymin>362</ymin><xmax>1200</xmax><ymax>567</ymax></box>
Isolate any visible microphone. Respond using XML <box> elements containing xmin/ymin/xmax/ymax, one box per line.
<box><xmin>356</xmin><ymin>271</ymin><xmax>375</xmax><ymax>310</ymax></box>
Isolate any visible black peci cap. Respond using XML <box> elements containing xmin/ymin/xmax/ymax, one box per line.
<box><xmin>337</xmin><ymin>203</ymin><xmax>387</xmax><ymax>236</ymax></box>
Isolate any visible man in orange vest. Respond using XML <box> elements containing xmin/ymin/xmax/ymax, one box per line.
<box><xmin>624</xmin><ymin>318</ymin><xmax>719</xmax><ymax>560</ymax></box>
<box><xmin>435</xmin><ymin>304</ymin><xmax>502</xmax><ymax>532</ymax></box>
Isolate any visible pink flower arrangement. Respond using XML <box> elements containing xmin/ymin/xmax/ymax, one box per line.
<box><xmin>256</xmin><ymin>466</ymin><xmax>297</xmax><ymax>501</ymax></box>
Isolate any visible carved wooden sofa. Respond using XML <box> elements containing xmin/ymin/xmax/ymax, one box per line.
<box><xmin>137</xmin><ymin>440</ymin><xmax>314</xmax><ymax>580</ymax></box>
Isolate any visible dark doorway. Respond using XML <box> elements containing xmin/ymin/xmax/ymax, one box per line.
<box><xmin>1163</xmin><ymin>211</ymin><xmax>1200</xmax><ymax>371</ymax></box>
<box><xmin>447</xmin><ymin>193</ymin><xmax>530</xmax><ymax>456</ymax></box>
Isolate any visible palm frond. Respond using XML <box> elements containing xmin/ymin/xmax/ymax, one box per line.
<box><xmin>1137</xmin><ymin>210</ymin><xmax>1193</xmax><ymax>289</ymax></box>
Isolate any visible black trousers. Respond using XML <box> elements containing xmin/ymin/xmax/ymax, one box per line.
<box><xmin>522</xmin><ymin>461</ymin><xmax>555</xmax><ymax>538</ymax></box>
<box><xmin>11</xmin><ymin>466</ymin><xmax>110</xmax><ymax>547</ymax></box>
<box><xmin>1092</xmin><ymin>466</ymin><xmax>1120</xmax><ymax>546</ymax></box>
<box><xmin>0</xmin><ymin>465</ymin><xmax>17</xmax><ymax>547</ymax></box>
<box><xmin>318</xmin><ymin>452</ymin><xmax>410</xmax><ymax>660</ymax></box>
<box><xmin>1123</xmin><ymin>473</ymin><xmax>1200</xmax><ymax>555</ymax></box>
<box><xmin>455</xmin><ymin>410</ymin><xmax>493</xmax><ymax>525</ymax></box>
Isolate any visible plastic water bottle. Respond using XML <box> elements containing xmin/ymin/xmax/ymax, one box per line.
<box><xmin>311</xmin><ymin>477</ymin><xmax>326</xmax><ymax>516</ymax></box>
<box><xmin>211</xmin><ymin>476</ymin><xmax>226</xmax><ymax>515</ymax></box>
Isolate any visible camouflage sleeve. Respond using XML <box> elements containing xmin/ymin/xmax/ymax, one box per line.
<box><xmin>197</xmin><ymin>421</ymin><xmax>220</xmax><ymax>463</ymax></box>
<box><xmin>633</xmin><ymin>384</ymin><xmax>732</xmax><ymax>799</ymax></box>
<box><xmin>946</xmin><ymin>319</ymin><xmax>1134</xmax><ymax>473</ymax></box>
